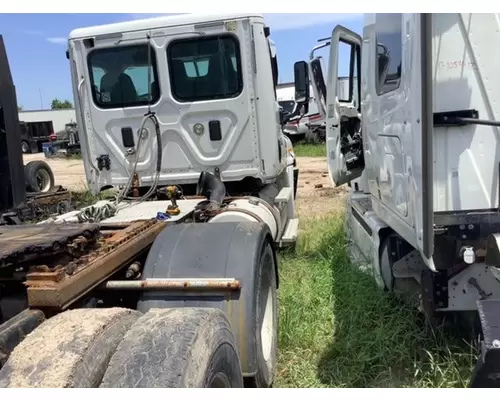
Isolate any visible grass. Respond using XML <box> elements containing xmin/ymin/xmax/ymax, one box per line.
<box><xmin>293</xmin><ymin>142</ymin><xmax>326</xmax><ymax>158</ymax></box>
<box><xmin>275</xmin><ymin>212</ymin><xmax>477</xmax><ymax>388</ymax></box>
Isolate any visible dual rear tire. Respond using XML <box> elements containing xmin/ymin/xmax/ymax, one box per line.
<box><xmin>0</xmin><ymin>307</ymin><xmax>243</xmax><ymax>388</ymax></box>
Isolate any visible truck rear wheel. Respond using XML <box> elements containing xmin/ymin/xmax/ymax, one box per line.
<box><xmin>100</xmin><ymin>308</ymin><xmax>244</xmax><ymax>388</ymax></box>
<box><xmin>137</xmin><ymin>221</ymin><xmax>279</xmax><ymax>387</ymax></box>
<box><xmin>0</xmin><ymin>308</ymin><xmax>141</xmax><ymax>388</ymax></box>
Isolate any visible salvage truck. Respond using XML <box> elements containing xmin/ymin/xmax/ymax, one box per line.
<box><xmin>0</xmin><ymin>13</ymin><xmax>301</xmax><ymax>388</ymax></box>
<box><xmin>294</xmin><ymin>13</ymin><xmax>500</xmax><ymax>387</ymax></box>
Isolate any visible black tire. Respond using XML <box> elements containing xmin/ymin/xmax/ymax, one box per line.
<box><xmin>20</xmin><ymin>141</ymin><xmax>31</xmax><ymax>154</ymax></box>
<box><xmin>0</xmin><ymin>308</ymin><xmax>141</xmax><ymax>388</ymax></box>
<box><xmin>100</xmin><ymin>308</ymin><xmax>244</xmax><ymax>388</ymax></box>
<box><xmin>24</xmin><ymin>160</ymin><xmax>55</xmax><ymax>193</ymax></box>
<box><xmin>247</xmin><ymin>242</ymin><xmax>278</xmax><ymax>388</ymax></box>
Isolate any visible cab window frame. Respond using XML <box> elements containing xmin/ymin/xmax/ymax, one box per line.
<box><xmin>166</xmin><ymin>33</ymin><xmax>244</xmax><ymax>103</ymax></box>
<box><xmin>86</xmin><ymin>43</ymin><xmax>161</xmax><ymax>110</ymax></box>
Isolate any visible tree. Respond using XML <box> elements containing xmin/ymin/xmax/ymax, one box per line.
<box><xmin>51</xmin><ymin>98</ymin><xmax>73</xmax><ymax>109</ymax></box>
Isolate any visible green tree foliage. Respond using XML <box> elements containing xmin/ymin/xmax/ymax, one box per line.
<box><xmin>51</xmin><ymin>98</ymin><xmax>73</xmax><ymax>109</ymax></box>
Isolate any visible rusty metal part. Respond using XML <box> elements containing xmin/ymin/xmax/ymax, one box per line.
<box><xmin>0</xmin><ymin>223</ymin><xmax>100</xmax><ymax>268</ymax></box>
<box><xmin>26</xmin><ymin>187</ymin><xmax>70</xmax><ymax>208</ymax></box>
<box><xmin>102</xmin><ymin>278</ymin><xmax>241</xmax><ymax>291</ymax></box>
<box><xmin>24</xmin><ymin>219</ymin><xmax>168</xmax><ymax>310</ymax></box>
<box><xmin>132</xmin><ymin>173</ymin><xmax>140</xmax><ymax>198</ymax></box>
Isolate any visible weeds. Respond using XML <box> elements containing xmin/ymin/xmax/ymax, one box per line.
<box><xmin>293</xmin><ymin>143</ymin><xmax>326</xmax><ymax>158</ymax></box>
<box><xmin>275</xmin><ymin>212</ymin><xmax>476</xmax><ymax>387</ymax></box>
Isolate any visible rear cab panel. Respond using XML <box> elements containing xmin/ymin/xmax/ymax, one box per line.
<box><xmin>68</xmin><ymin>13</ymin><xmax>283</xmax><ymax>192</ymax></box>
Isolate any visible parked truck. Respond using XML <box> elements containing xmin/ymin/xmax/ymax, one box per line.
<box><xmin>19</xmin><ymin>120</ymin><xmax>54</xmax><ymax>154</ymax></box>
<box><xmin>294</xmin><ymin>13</ymin><xmax>500</xmax><ymax>388</ymax></box>
<box><xmin>0</xmin><ymin>13</ymin><xmax>300</xmax><ymax>388</ymax></box>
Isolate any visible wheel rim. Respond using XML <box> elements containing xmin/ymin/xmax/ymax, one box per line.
<box><xmin>21</xmin><ymin>142</ymin><xmax>28</xmax><ymax>153</ymax></box>
<box><xmin>36</xmin><ymin>169</ymin><xmax>51</xmax><ymax>192</ymax></box>
<box><xmin>261</xmin><ymin>277</ymin><xmax>275</xmax><ymax>363</ymax></box>
<box><xmin>208</xmin><ymin>372</ymin><xmax>231</xmax><ymax>388</ymax></box>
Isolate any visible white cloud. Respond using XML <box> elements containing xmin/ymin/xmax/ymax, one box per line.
<box><xmin>128</xmin><ymin>13</ymin><xmax>362</xmax><ymax>31</ymax></box>
<box><xmin>46</xmin><ymin>37</ymin><xmax>67</xmax><ymax>45</ymax></box>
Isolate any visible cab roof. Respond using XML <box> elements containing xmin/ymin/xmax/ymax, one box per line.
<box><xmin>69</xmin><ymin>13</ymin><xmax>264</xmax><ymax>40</ymax></box>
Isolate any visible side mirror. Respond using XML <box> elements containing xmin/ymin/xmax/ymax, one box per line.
<box><xmin>293</xmin><ymin>61</ymin><xmax>310</xmax><ymax>103</ymax></box>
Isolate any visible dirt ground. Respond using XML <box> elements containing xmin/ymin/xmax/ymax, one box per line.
<box><xmin>295</xmin><ymin>157</ymin><xmax>348</xmax><ymax>218</ymax></box>
<box><xmin>24</xmin><ymin>153</ymin><xmax>347</xmax><ymax>217</ymax></box>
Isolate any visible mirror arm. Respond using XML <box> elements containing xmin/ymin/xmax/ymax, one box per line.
<box><xmin>309</xmin><ymin>41</ymin><xmax>331</xmax><ymax>60</ymax></box>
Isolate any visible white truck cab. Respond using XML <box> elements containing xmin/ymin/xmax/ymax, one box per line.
<box><xmin>68</xmin><ymin>13</ymin><xmax>293</xmax><ymax>192</ymax></box>
<box><xmin>295</xmin><ymin>13</ymin><xmax>500</xmax><ymax>387</ymax></box>
<box><xmin>66</xmin><ymin>13</ymin><xmax>299</xmax><ymax>246</ymax></box>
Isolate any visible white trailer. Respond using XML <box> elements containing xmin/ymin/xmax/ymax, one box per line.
<box><xmin>0</xmin><ymin>13</ymin><xmax>300</xmax><ymax>388</ymax></box>
<box><xmin>294</xmin><ymin>13</ymin><xmax>500</xmax><ymax>388</ymax></box>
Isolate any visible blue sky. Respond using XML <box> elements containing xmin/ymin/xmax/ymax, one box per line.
<box><xmin>0</xmin><ymin>13</ymin><xmax>363</xmax><ymax>110</ymax></box>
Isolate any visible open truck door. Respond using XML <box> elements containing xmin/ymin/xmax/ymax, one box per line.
<box><xmin>308</xmin><ymin>55</ymin><xmax>327</xmax><ymax>118</ymax></box>
<box><xmin>295</xmin><ymin>18</ymin><xmax>434</xmax><ymax>264</ymax></box>
<box><xmin>324</xmin><ymin>26</ymin><xmax>363</xmax><ymax>187</ymax></box>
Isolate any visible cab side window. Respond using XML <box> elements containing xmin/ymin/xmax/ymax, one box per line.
<box><xmin>375</xmin><ymin>13</ymin><xmax>403</xmax><ymax>95</ymax></box>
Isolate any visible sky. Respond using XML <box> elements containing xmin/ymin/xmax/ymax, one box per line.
<box><xmin>0</xmin><ymin>13</ymin><xmax>363</xmax><ymax>111</ymax></box>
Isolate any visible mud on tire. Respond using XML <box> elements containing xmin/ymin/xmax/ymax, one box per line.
<box><xmin>100</xmin><ymin>308</ymin><xmax>244</xmax><ymax>388</ymax></box>
<box><xmin>0</xmin><ymin>308</ymin><xmax>141</xmax><ymax>388</ymax></box>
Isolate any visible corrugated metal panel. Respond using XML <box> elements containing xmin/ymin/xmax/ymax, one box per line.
<box><xmin>18</xmin><ymin>109</ymin><xmax>77</xmax><ymax>132</ymax></box>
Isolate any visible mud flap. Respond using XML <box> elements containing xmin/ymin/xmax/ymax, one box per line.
<box><xmin>469</xmin><ymin>299</ymin><xmax>500</xmax><ymax>387</ymax></box>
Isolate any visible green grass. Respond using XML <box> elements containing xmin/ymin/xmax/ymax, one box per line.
<box><xmin>293</xmin><ymin>142</ymin><xmax>326</xmax><ymax>158</ymax></box>
<box><xmin>275</xmin><ymin>212</ymin><xmax>477</xmax><ymax>388</ymax></box>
